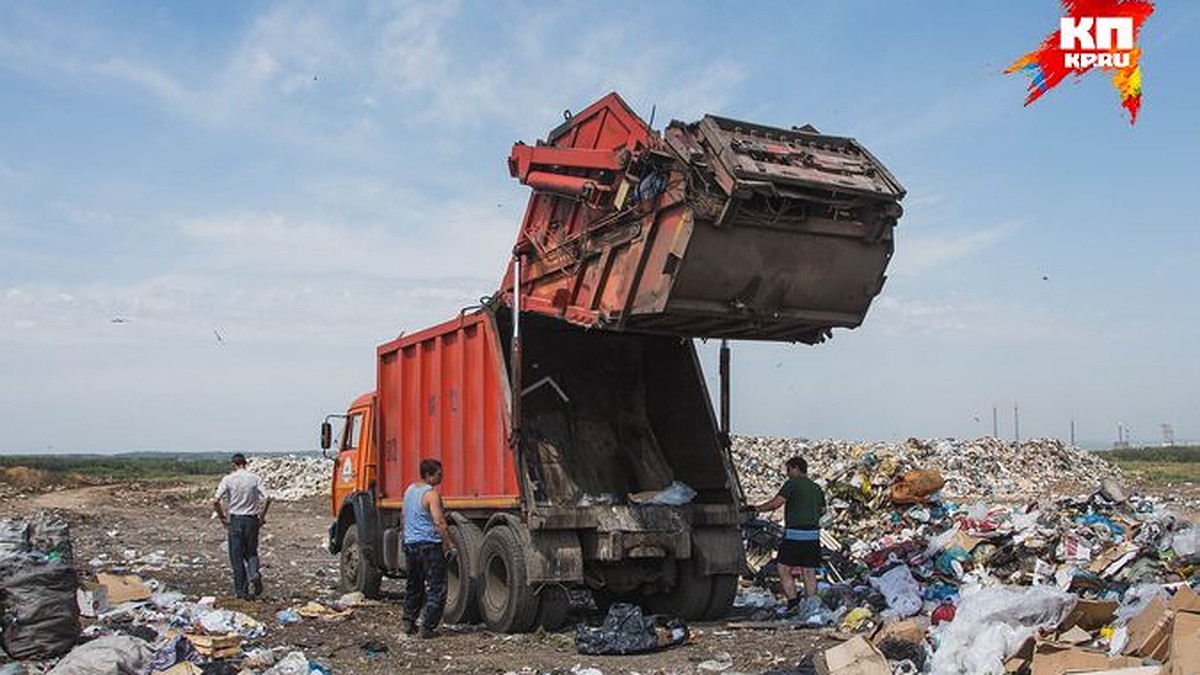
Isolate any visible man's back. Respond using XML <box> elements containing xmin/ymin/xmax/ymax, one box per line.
<box><xmin>779</xmin><ymin>476</ymin><xmax>824</xmax><ymax>530</ymax></box>
<box><xmin>216</xmin><ymin>469</ymin><xmax>267</xmax><ymax>517</ymax></box>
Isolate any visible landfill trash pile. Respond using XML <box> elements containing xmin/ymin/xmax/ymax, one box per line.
<box><xmin>732</xmin><ymin>435</ymin><xmax>1121</xmax><ymax>504</ymax></box>
<box><xmin>727</xmin><ymin>439</ymin><xmax>1200</xmax><ymax>674</ymax></box>
<box><xmin>246</xmin><ymin>455</ymin><xmax>333</xmax><ymax>502</ymax></box>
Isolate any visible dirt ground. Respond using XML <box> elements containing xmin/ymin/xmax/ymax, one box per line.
<box><xmin>0</xmin><ymin>479</ymin><xmax>833</xmax><ymax>674</ymax></box>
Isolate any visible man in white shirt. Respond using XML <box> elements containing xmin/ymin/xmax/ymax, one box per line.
<box><xmin>212</xmin><ymin>453</ymin><xmax>271</xmax><ymax>599</ymax></box>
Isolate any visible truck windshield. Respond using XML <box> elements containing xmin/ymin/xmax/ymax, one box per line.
<box><xmin>342</xmin><ymin>413</ymin><xmax>363</xmax><ymax>451</ymax></box>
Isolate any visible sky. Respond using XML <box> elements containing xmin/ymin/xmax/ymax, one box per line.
<box><xmin>1</xmin><ymin>1</ymin><xmax>1198</xmax><ymax>454</ymax></box>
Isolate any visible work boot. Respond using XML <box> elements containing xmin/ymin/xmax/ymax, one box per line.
<box><xmin>402</xmin><ymin>620</ymin><xmax>418</xmax><ymax>636</ymax></box>
<box><xmin>251</xmin><ymin>577</ymin><xmax>263</xmax><ymax>598</ymax></box>
<box><xmin>419</xmin><ymin>628</ymin><xmax>437</xmax><ymax>639</ymax></box>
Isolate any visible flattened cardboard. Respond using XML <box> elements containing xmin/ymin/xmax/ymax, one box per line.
<box><xmin>95</xmin><ymin>572</ymin><xmax>151</xmax><ymax>604</ymax></box>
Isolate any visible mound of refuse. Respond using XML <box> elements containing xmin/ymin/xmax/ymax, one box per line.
<box><xmin>732</xmin><ymin>435</ymin><xmax>1121</xmax><ymax>505</ymax></box>
<box><xmin>246</xmin><ymin>455</ymin><xmax>332</xmax><ymax>502</ymax></box>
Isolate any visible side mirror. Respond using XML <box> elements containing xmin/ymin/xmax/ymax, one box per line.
<box><xmin>320</xmin><ymin>421</ymin><xmax>332</xmax><ymax>451</ymax></box>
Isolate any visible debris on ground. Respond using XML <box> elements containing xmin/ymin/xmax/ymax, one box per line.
<box><xmin>574</xmin><ymin>603</ymin><xmax>689</xmax><ymax>655</ymax></box>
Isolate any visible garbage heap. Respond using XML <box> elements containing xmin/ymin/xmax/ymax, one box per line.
<box><xmin>246</xmin><ymin>455</ymin><xmax>332</xmax><ymax>502</ymax></box>
<box><xmin>733</xmin><ymin>435</ymin><xmax>1122</xmax><ymax>504</ymax></box>
<box><xmin>730</xmin><ymin>437</ymin><xmax>1200</xmax><ymax>674</ymax></box>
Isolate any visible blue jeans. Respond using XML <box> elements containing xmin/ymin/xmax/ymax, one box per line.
<box><xmin>228</xmin><ymin>515</ymin><xmax>261</xmax><ymax>597</ymax></box>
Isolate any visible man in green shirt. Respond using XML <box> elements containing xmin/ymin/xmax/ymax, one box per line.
<box><xmin>751</xmin><ymin>456</ymin><xmax>826</xmax><ymax>612</ymax></box>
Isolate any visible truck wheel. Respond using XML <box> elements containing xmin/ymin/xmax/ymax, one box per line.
<box><xmin>702</xmin><ymin>574</ymin><xmax>738</xmax><ymax>620</ymax></box>
<box><xmin>645</xmin><ymin>558</ymin><xmax>711</xmax><ymax>621</ymax></box>
<box><xmin>338</xmin><ymin>527</ymin><xmax>382</xmax><ymax>599</ymax></box>
<box><xmin>535</xmin><ymin>585</ymin><xmax>571</xmax><ymax>631</ymax></box>
<box><xmin>443</xmin><ymin>522</ymin><xmax>483</xmax><ymax>625</ymax></box>
<box><xmin>478</xmin><ymin>525</ymin><xmax>538</xmax><ymax>633</ymax></box>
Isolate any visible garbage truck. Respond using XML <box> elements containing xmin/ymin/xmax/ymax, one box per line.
<box><xmin>320</xmin><ymin>93</ymin><xmax>905</xmax><ymax>632</ymax></box>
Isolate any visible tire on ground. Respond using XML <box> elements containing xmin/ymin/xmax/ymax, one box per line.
<box><xmin>644</xmin><ymin>557</ymin><xmax>712</xmax><ymax>621</ymax></box>
<box><xmin>535</xmin><ymin>585</ymin><xmax>571</xmax><ymax>631</ymax></box>
<box><xmin>443</xmin><ymin>521</ymin><xmax>484</xmax><ymax>625</ymax></box>
<box><xmin>337</xmin><ymin>526</ymin><xmax>382</xmax><ymax>599</ymax></box>
<box><xmin>478</xmin><ymin>525</ymin><xmax>539</xmax><ymax>633</ymax></box>
<box><xmin>702</xmin><ymin>573</ymin><xmax>739</xmax><ymax>620</ymax></box>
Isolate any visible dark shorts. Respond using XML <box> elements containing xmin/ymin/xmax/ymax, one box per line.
<box><xmin>777</xmin><ymin>539</ymin><xmax>822</xmax><ymax>568</ymax></box>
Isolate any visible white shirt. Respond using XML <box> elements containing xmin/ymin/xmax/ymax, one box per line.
<box><xmin>214</xmin><ymin>468</ymin><xmax>269</xmax><ymax>516</ymax></box>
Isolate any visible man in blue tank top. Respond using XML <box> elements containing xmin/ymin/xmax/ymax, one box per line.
<box><xmin>402</xmin><ymin>458</ymin><xmax>457</xmax><ymax>638</ymax></box>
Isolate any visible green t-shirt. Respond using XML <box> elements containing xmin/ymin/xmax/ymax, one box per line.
<box><xmin>778</xmin><ymin>476</ymin><xmax>825</xmax><ymax>529</ymax></box>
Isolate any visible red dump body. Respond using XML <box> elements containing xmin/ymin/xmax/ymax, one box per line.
<box><xmin>374</xmin><ymin>311</ymin><xmax>520</xmax><ymax>509</ymax></box>
<box><xmin>502</xmin><ymin>93</ymin><xmax>905</xmax><ymax>344</ymax></box>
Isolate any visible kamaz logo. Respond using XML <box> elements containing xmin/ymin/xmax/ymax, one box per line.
<box><xmin>1060</xmin><ymin>17</ymin><xmax>1134</xmax><ymax>68</ymax></box>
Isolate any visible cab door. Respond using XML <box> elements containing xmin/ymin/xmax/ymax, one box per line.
<box><xmin>331</xmin><ymin>409</ymin><xmax>366</xmax><ymax>514</ymax></box>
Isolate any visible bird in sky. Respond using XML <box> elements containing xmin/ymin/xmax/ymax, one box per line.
<box><xmin>213</xmin><ymin>327</ymin><xmax>226</xmax><ymax>346</ymax></box>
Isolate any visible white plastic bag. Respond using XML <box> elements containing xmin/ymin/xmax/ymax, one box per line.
<box><xmin>870</xmin><ymin>564</ymin><xmax>922</xmax><ymax>619</ymax></box>
<box><xmin>930</xmin><ymin>584</ymin><xmax>1076</xmax><ymax>675</ymax></box>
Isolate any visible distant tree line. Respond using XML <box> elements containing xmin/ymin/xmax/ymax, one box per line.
<box><xmin>0</xmin><ymin>455</ymin><xmax>228</xmax><ymax>480</ymax></box>
<box><xmin>1102</xmin><ymin>446</ymin><xmax>1200</xmax><ymax>463</ymax></box>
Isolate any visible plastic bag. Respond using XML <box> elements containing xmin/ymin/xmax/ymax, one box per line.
<box><xmin>1172</xmin><ymin>526</ymin><xmax>1199</xmax><ymax>562</ymax></box>
<box><xmin>1</xmin><ymin>558</ymin><xmax>80</xmax><ymax>660</ymax></box>
<box><xmin>0</xmin><ymin>520</ymin><xmax>29</xmax><ymax>556</ymax></box>
<box><xmin>28</xmin><ymin>512</ymin><xmax>73</xmax><ymax>564</ymax></box>
<box><xmin>575</xmin><ymin>603</ymin><xmax>689</xmax><ymax>655</ymax></box>
<box><xmin>262</xmin><ymin>652</ymin><xmax>311</xmax><ymax>675</ymax></box>
<box><xmin>632</xmin><ymin>481</ymin><xmax>697</xmax><ymax>506</ymax></box>
<box><xmin>869</xmin><ymin>564</ymin><xmax>922</xmax><ymax>620</ymax></box>
<box><xmin>929</xmin><ymin>584</ymin><xmax>1076</xmax><ymax>675</ymax></box>
<box><xmin>46</xmin><ymin>635</ymin><xmax>151</xmax><ymax>675</ymax></box>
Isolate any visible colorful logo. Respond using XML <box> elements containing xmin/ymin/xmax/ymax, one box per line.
<box><xmin>1006</xmin><ymin>1</ymin><xmax>1155</xmax><ymax>125</ymax></box>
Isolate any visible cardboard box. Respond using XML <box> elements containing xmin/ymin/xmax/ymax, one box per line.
<box><xmin>1123</xmin><ymin>595</ymin><xmax>1172</xmax><ymax>661</ymax></box>
<box><xmin>1061</xmin><ymin>598</ymin><xmax>1119</xmax><ymax>632</ymax></box>
<box><xmin>1168</xmin><ymin>610</ymin><xmax>1200</xmax><ymax>675</ymax></box>
<box><xmin>1030</xmin><ymin>644</ymin><xmax>1144</xmax><ymax>675</ymax></box>
<box><xmin>872</xmin><ymin>617</ymin><xmax>928</xmax><ymax>646</ymax></box>
<box><xmin>821</xmin><ymin>636</ymin><xmax>891</xmax><ymax>675</ymax></box>
<box><xmin>1167</xmin><ymin>585</ymin><xmax>1200</xmax><ymax>613</ymax></box>
<box><xmin>96</xmin><ymin>572</ymin><xmax>152</xmax><ymax>604</ymax></box>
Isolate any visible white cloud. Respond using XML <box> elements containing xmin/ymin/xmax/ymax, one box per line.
<box><xmin>889</xmin><ymin>225</ymin><xmax>1013</xmax><ymax>278</ymax></box>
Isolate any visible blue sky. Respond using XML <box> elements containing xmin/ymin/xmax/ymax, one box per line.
<box><xmin>2</xmin><ymin>1</ymin><xmax>1197</xmax><ymax>453</ymax></box>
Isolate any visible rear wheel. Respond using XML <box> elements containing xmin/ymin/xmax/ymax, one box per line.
<box><xmin>443</xmin><ymin>522</ymin><xmax>484</xmax><ymax>625</ymax></box>
<box><xmin>338</xmin><ymin>527</ymin><xmax>382</xmax><ymax>599</ymax></box>
<box><xmin>644</xmin><ymin>558</ymin><xmax>712</xmax><ymax>621</ymax></box>
<box><xmin>702</xmin><ymin>574</ymin><xmax>739</xmax><ymax>620</ymax></box>
<box><xmin>478</xmin><ymin>525</ymin><xmax>539</xmax><ymax>633</ymax></box>
<box><xmin>535</xmin><ymin>585</ymin><xmax>572</xmax><ymax>631</ymax></box>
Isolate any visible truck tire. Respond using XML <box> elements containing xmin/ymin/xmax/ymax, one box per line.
<box><xmin>443</xmin><ymin>522</ymin><xmax>483</xmax><ymax>625</ymax></box>
<box><xmin>478</xmin><ymin>525</ymin><xmax>538</xmax><ymax>633</ymax></box>
<box><xmin>338</xmin><ymin>527</ymin><xmax>382</xmax><ymax>599</ymax></box>
<box><xmin>645</xmin><ymin>558</ymin><xmax>711</xmax><ymax>621</ymax></box>
<box><xmin>702</xmin><ymin>574</ymin><xmax>738</xmax><ymax>620</ymax></box>
<box><xmin>535</xmin><ymin>585</ymin><xmax>571</xmax><ymax>631</ymax></box>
